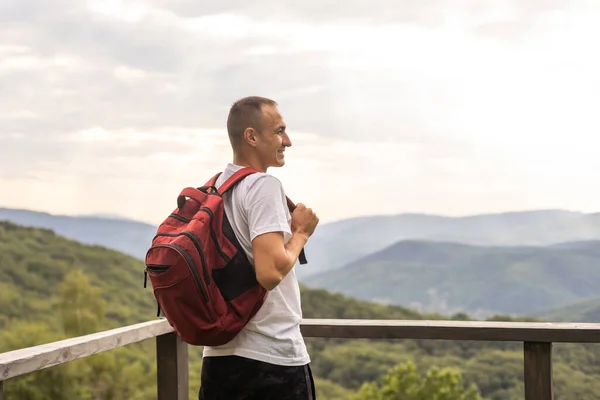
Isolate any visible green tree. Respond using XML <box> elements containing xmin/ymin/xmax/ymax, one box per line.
<box><xmin>55</xmin><ymin>269</ymin><xmax>152</xmax><ymax>399</ymax></box>
<box><xmin>57</xmin><ymin>269</ymin><xmax>107</xmax><ymax>336</ymax></box>
<box><xmin>1</xmin><ymin>270</ymin><xmax>153</xmax><ymax>400</ymax></box>
<box><xmin>313</xmin><ymin>377</ymin><xmax>353</xmax><ymax>400</ymax></box>
<box><xmin>354</xmin><ymin>360</ymin><xmax>482</xmax><ymax>400</ymax></box>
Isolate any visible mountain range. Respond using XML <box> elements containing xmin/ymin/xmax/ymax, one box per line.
<box><xmin>0</xmin><ymin>208</ymin><xmax>157</xmax><ymax>260</ymax></box>
<box><xmin>303</xmin><ymin>239</ymin><xmax>600</xmax><ymax>317</ymax></box>
<box><xmin>2</xmin><ymin>206</ymin><xmax>600</xmax><ymax>317</ymax></box>
<box><xmin>4</xmin><ymin>220</ymin><xmax>600</xmax><ymax>399</ymax></box>
<box><xmin>302</xmin><ymin>209</ymin><xmax>600</xmax><ymax>278</ymax></box>
<box><xmin>532</xmin><ymin>296</ymin><xmax>600</xmax><ymax>322</ymax></box>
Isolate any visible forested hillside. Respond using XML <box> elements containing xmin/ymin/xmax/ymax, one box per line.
<box><xmin>302</xmin><ymin>209</ymin><xmax>600</xmax><ymax>278</ymax></box>
<box><xmin>304</xmin><ymin>239</ymin><xmax>600</xmax><ymax>317</ymax></box>
<box><xmin>2</xmin><ymin>221</ymin><xmax>600</xmax><ymax>399</ymax></box>
<box><xmin>533</xmin><ymin>296</ymin><xmax>600</xmax><ymax>322</ymax></box>
<box><xmin>0</xmin><ymin>208</ymin><xmax>156</xmax><ymax>260</ymax></box>
<box><xmin>4</xmin><ymin>207</ymin><xmax>600</xmax><ymax>283</ymax></box>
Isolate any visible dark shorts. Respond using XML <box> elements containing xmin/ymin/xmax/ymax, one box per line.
<box><xmin>199</xmin><ymin>355</ymin><xmax>316</xmax><ymax>400</ymax></box>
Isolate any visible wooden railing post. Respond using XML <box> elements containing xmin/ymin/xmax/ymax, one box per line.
<box><xmin>156</xmin><ymin>332</ymin><xmax>188</xmax><ymax>400</ymax></box>
<box><xmin>524</xmin><ymin>341</ymin><xmax>553</xmax><ymax>400</ymax></box>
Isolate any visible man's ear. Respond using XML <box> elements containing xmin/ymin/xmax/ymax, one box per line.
<box><xmin>243</xmin><ymin>127</ymin><xmax>258</xmax><ymax>147</ymax></box>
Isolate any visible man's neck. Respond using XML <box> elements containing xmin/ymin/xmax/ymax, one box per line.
<box><xmin>232</xmin><ymin>154</ymin><xmax>267</xmax><ymax>172</ymax></box>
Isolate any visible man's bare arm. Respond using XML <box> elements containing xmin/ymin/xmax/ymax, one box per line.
<box><xmin>252</xmin><ymin>231</ymin><xmax>308</xmax><ymax>290</ymax></box>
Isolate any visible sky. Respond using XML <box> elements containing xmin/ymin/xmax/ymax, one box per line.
<box><xmin>1</xmin><ymin>0</ymin><xmax>600</xmax><ymax>225</ymax></box>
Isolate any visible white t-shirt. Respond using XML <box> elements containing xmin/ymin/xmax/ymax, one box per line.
<box><xmin>202</xmin><ymin>163</ymin><xmax>310</xmax><ymax>366</ymax></box>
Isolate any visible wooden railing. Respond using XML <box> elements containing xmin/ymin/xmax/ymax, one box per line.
<box><xmin>2</xmin><ymin>318</ymin><xmax>600</xmax><ymax>399</ymax></box>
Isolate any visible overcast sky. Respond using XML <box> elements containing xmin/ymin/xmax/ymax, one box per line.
<box><xmin>1</xmin><ymin>0</ymin><xmax>599</xmax><ymax>225</ymax></box>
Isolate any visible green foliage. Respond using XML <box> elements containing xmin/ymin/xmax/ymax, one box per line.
<box><xmin>3</xmin><ymin>220</ymin><xmax>600</xmax><ymax>400</ymax></box>
<box><xmin>0</xmin><ymin>220</ymin><xmax>158</xmax><ymax>332</ymax></box>
<box><xmin>300</xmin><ymin>285</ymin><xmax>440</xmax><ymax>320</ymax></box>
<box><xmin>303</xmin><ymin>239</ymin><xmax>600</xmax><ymax>316</ymax></box>
<box><xmin>300</xmin><ymin>283</ymin><xmax>600</xmax><ymax>400</ymax></box>
<box><xmin>0</xmin><ymin>221</ymin><xmax>161</xmax><ymax>399</ymax></box>
<box><xmin>313</xmin><ymin>377</ymin><xmax>353</xmax><ymax>400</ymax></box>
<box><xmin>58</xmin><ymin>269</ymin><xmax>107</xmax><ymax>336</ymax></box>
<box><xmin>533</xmin><ymin>296</ymin><xmax>600</xmax><ymax>322</ymax></box>
<box><xmin>354</xmin><ymin>361</ymin><xmax>482</xmax><ymax>400</ymax></box>
<box><xmin>300</xmin><ymin>209</ymin><xmax>600</xmax><ymax>279</ymax></box>
<box><xmin>0</xmin><ymin>320</ymin><xmax>79</xmax><ymax>399</ymax></box>
<box><xmin>0</xmin><ymin>207</ymin><xmax>156</xmax><ymax>260</ymax></box>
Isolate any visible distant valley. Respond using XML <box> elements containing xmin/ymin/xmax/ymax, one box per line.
<box><xmin>2</xmin><ymin>206</ymin><xmax>600</xmax><ymax>318</ymax></box>
<box><xmin>532</xmin><ymin>296</ymin><xmax>600</xmax><ymax>322</ymax></box>
<box><xmin>3</xmin><ymin>207</ymin><xmax>600</xmax><ymax>278</ymax></box>
<box><xmin>4</xmin><ymin>220</ymin><xmax>600</xmax><ymax>399</ymax></box>
<box><xmin>302</xmin><ymin>209</ymin><xmax>600</xmax><ymax>279</ymax></box>
<box><xmin>303</xmin><ymin>239</ymin><xmax>600</xmax><ymax>317</ymax></box>
<box><xmin>0</xmin><ymin>208</ymin><xmax>157</xmax><ymax>260</ymax></box>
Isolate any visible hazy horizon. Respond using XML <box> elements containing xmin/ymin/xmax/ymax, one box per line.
<box><xmin>2</xmin><ymin>0</ymin><xmax>600</xmax><ymax>225</ymax></box>
<box><xmin>1</xmin><ymin>204</ymin><xmax>596</xmax><ymax>227</ymax></box>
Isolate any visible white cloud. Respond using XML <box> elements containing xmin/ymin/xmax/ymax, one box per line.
<box><xmin>0</xmin><ymin>44</ymin><xmax>31</xmax><ymax>55</ymax></box>
<box><xmin>0</xmin><ymin>132</ymin><xmax>25</xmax><ymax>139</ymax></box>
<box><xmin>0</xmin><ymin>110</ymin><xmax>38</xmax><ymax>119</ymax></box>
<box><xmin>113</xmin><ymin>65</ymin><xmax>150</xmax><ymax>82</ymax></box>
<box><xmin>2</xmin><ymin>0</ymin><xmax>600</xmax><ymax>224</ymax></box>
<box><xmin>86</xmin><ymin>0</ymin><xmax>153</xmax><ymax>22</ymax></box>
<box><xmin>59</xmin><ymin>126</ymin><xmax>223</xmax><ymax>146</ymax></box>
<box><xmin>0</xmin><ymin>51</ymin><xmax>87</xmax><ymax>75</ymax></box>
<box><xmin>0</xmin><ymin>124</ymin><xmax>556</xmax><ymax>224</ymax></box>
<box><xmin>182</xmin><ymin>14</ymin><xmax>253</xmax><ymax>38</ymax></box>
<box><xmin>0</xmin><ymin>55</ymin><xmax>41</xmax><ymax>72</ymax></box>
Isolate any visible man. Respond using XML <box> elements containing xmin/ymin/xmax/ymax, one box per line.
<box><xmin>199</xmin><ymin>96</ymin><xmax>320</xmax><ymax>399</ymax></box>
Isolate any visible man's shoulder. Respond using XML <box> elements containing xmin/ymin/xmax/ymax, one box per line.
<box><xmin>245</xmin><ymin>172</ymin><xmax>284</xmax><ymax>191</ymax></box>
<box><xmin>220</xmin><ymin>164</ymin><xmax>284</xmax><ymax>192</ymax></box>
<box><xmin>239</xmin><ymin>173</ymin><xmax>285</xmax><ymax>208</ymax></box>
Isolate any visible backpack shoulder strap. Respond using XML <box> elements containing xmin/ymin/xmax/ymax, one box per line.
<box><xmin>214</xmin><ymin>167</ymin><xmax>308</xmax><ymax>265</ymax></box>
<box><xmin>208</xmin><ymin>173</ymin><xmax>221</xmax><ymax>186</ymax></box>
<box><xmin>200</xmin><ymin>168</ymin><xmax>255</xmax><ymax>194</ymax></box>
<box><xmin>285</xmin><ymin>197</ymin><xmax>307</xmax><ymax>265</ymax></box>
<box><xmin>217</xmin><ymin>167</ymin><xmax>260</xmax><ymax>195</ymax></box>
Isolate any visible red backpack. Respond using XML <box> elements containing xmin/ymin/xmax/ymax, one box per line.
<box><xmin>144</xmin><ymin>167</ymin><xmax>306</xmax><ymax>346</ymax></box>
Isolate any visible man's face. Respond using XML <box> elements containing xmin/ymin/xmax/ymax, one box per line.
<box><xmin>255</xmin><ymin>104</ymin><xmax>292</xmax><ymax>170</ymax></box>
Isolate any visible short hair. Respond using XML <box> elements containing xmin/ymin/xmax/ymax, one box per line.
<box><xmin>227</xmin><ymin>96</ymin><xmax>278</xmax><ymax>149</ymax></box>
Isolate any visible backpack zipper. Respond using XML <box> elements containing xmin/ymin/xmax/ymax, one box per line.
<box><xmin>154</xmin><ymin>231</ymin><xmax>210</xmax><ymax>285</ymax></box>
<box><xmin>152</xmin><ymin>243</ymin><xmax>209</xmax><ymax>303</ymax></box>
<box><xmin>199</xmin><ymin>207</ymin><xmax>231</xmax><ymax>263</ymax></box>
<box><xmin>169</xmin><ymin>213</ymin><xmax>189</xmax><ymax>223</ymax></box>
<box><xmin>168</xmin><ymin>211</ymin><xmax>231</xmax><ymax>264</ymax></box>
<box><xmin>144</xmin><ymin>264</ymin><xmax>169</xmax><ymax>288</ymax></box>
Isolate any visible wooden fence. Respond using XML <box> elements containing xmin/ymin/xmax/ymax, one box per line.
<box><xmin>3</xmin><ymin>318</ymin><xmax>600</xmax><ymax>399</ymax></box>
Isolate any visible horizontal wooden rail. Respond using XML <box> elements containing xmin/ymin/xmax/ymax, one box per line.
<box><xmin>0</xmin><ymin>319</ymin><xmax>173</xmax><ymax>381</ymax></box>
<box><xmin>3</xmin><ymin>318</ymin><xmax>600</xmax><ymax>400</ymax></box>
<box><xmin>300</xmin><ymin>318</ymin><xmax>600</xmax><ymax>342</ymax></box>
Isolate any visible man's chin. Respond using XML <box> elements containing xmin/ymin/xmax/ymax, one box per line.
<box><xmin>274</xmin><ymin>155</ymin><xmax>286</xmax><ymax>167</ymax></box>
